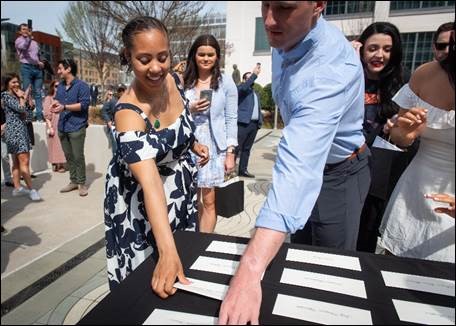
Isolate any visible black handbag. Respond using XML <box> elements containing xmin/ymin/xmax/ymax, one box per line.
<box><xmin>369</xmin><ymin>136</ymin><xmax>418</xmax><ymax>201</ymax></box>
<box><xmin>215</xmin><ymin>177</ymin><xmax>244</xmax><ymax>218</ymax></box>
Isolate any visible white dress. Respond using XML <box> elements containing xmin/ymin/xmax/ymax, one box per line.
<box><xmin>378</xmin><ymin>84</ymin><xmax>455</xmax><ymax>263</ymax></box>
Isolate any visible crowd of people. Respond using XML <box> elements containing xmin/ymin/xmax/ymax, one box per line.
<box><xmin>1</xmin><ymin>2</ymin><xmax>454</xmax><ymax>323</ymax></box>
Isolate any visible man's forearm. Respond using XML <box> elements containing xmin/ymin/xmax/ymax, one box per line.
<box><xmin>65</xmin><ymin>103</ymin><xmax>82</xmax><ymax>112</ymax></box>
<box><xmin>238</xmin><ymin>227</ymin><xmax>287</xmax><ymax>278</ymax></box>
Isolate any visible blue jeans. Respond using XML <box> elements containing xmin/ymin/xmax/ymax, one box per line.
<box><xmin>20</xmin><ymin>63</ymin><xmax>43</xmax><ymax>121</ymax></box>
<box><xmin>105</xmin><ymin>125</ymin><xmax>117</xmax><ymax>155</ymax></box>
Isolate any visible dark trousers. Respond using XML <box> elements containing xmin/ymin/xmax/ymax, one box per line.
<box><xmin>59</xmin><ymin>128</ymin><xmax>87</xmax><ymax>185</ymax></box>
<box><xmin>357</xmin><ymin>194</ymin><xmax>386</xmax><ymax>252</ymax></box>
<box><xmin>291</xmin><ymin>148</ymin><xmax>371</xmax><ymax>250</ymax></box>
<box><xmin>237</xmin><ymin>121</ymin><xmax>259</xmax><ymax>173</ymax></box>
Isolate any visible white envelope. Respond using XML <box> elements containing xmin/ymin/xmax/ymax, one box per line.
<box><xmin>281</xmin><ymin>268</ymin><xmax>367</xmax><ymax>298</ymax></box>
<box><xmin>372</xmin><ymin>136</ymin><xmax>404</xmax><ymax>152</ymax></box>
<box><xmin>143</xmin><ymin>309</ymin><xmax>217</xmax><ymax>325</ymax></box>
<box><xmin>174</xmin><ymin>278</ymin><xmax>228</xmax><ymax>301</ymax></box>
<box><xmin>273</xmin><ymin>294</ymin><xmax>372</xmax><ymax>325</ymax></box>
<box><xmin>393</xmin><ymin>299</ymin><xmax>455</xmax><ymax>325</ymax></box>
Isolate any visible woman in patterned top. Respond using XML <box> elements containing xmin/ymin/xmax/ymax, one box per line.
<box><xmin>104</xmin><ymin>16</ymin><xmax>208</xmax><ymax>297</ymax></box>
<box><xmin>1</xmin><ymin>73</ymin><xmax>41</xmax><ymax>201</ymax></box>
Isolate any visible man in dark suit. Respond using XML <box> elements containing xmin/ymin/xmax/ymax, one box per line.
<box><xmin>236</xmin><ymin>64</ymin><xmax>263</xmax><ymax>178</ymax></box>
<box><xmin>90</xmin><ymin>84</ymin><xmax>99</xmax><ymax>107</ymax></box>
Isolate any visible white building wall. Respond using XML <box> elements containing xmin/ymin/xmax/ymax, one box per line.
<box><xmin>328</xmin><ymin>2</ymin><xmax>454</xmax><ymax>35</ymax></box>
<box><xmin>387</xmin><ymin>13</ymin><xmax>454</xmax><ymax>33</ymax></box>
<box><xmin>225</xmin><ymin>1</ymin><xmax>272</xmax><ymax>86</ymax></box>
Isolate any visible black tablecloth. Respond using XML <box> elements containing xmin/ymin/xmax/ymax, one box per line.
<box><xmin>79</xmin><ymin>231</ymin><xmax>455</xmax><ymax>325</ymax></box>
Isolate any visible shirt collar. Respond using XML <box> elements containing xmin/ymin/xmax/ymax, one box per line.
<box><xmin>277</xmin><ymin>17</ymin><xmax>326</xmax><ymax>68</ymax></box>
<box><xmin>64</xmin><ymin>78</ymin><xmax>78</xmax><ymax>90</ymax></box>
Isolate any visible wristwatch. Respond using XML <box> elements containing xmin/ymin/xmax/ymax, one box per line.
<box><xmin>63</xmin><ymin>104</ymin><xmax>66</xmax><ymax>111</ymax></box>
<box><xmin>227</xmin><ymin>146</ymin><xmax>235</xmax><ymax>154</ymax></box>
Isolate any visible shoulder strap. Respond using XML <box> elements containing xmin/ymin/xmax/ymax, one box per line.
<box><xmin>171</xmin><ymin>72</ymin><xmax>189</xmax><ymax>106</ymax></box>
<box><xmin>114</xmin><ymin>103</ymin><xmax>153</xmax><ymax>132</ymax></box>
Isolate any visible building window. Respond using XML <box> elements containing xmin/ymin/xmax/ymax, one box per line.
<box><xmin>254</xmin><ymin>17</ymin><xmax>270</xmax><ymax>54</ymax></box>
<box><xmin>390</xmin><ymin>1</ymin><xmax>455</xmax><ymax>11</ymax></box>
<box><xmin>324</xmin><ymin>1</ymin><xmax>375</xmax><ymax>15</ymax></box>
<box><xmin>401</xmin><ymin>32</ymin><xmax>434</xmax><ymax>72</ymax></box>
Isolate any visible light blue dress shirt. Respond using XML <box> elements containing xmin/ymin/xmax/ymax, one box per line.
<box><xmin>255</xmin><ymin>17</ymin><xmax>365</xmax><ymax>234</ymax></box>
<box><xmin>251</xmin><ymin>93</ymin><xmax>259</xmax><ymax>121</ymax></box>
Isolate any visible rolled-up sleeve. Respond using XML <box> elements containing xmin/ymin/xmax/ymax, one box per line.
<box><xmin>223</xmin><ymin>76</ymin><xmax>238</xmax><ymax>147</ymax></box>
<box><xmin>78</xmin><ymin>83</ymin><xmax>91</xmax><ymax>113</ymax></box>
<box><xmin>256</xmin><ymin>78</ymin><xmax>347</xmax><ymax>233</ymax></box>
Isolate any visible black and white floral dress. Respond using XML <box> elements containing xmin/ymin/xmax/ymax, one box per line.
<box><xmin>104</xmin><ymin>75</ymin><xmax>198</xmax><ymax>289</ymax></box>
<box><xmin>1</xmin><ymin>91</ymin><xmax>32</xmax><ymax>154</ymax></box>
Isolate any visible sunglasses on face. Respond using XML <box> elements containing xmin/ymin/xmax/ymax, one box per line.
<box><xmin>435</xmin><ymin>42</ymin><xmax>449</xmax><ymax>51</ymax></box>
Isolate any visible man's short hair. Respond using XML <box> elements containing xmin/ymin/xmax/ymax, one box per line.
<box><xmin>242</xmin><ymin>72</ymin><xmax>251</xmax><ymax>81</ymax></box>
<box><xmin>18</xmin><ymin>23</ymin><xmax>28</xmax><ymax>30</ymax></box>
<box><xmin>433</xmin><ymin>22</ymin><xmax>453</xmax><ymax>43</ymax></box>
<box><xmin>58</xmin><ymin>58</ymin><xmax>78</xmax><ymax>76</ymax></box>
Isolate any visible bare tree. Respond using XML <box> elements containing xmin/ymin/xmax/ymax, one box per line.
<box><xmin>88</xmin><ymin>1</ymin><xmax>209</xmax><ymax>62</ymax></box>
<box><xmin>59</xmin><ymin>2</ymin><xmax>120</xmax><ymax>91</ymax></box>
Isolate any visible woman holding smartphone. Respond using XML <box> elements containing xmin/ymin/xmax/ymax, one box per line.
<box><xmin>183</xmin><ymin>34</ymin><xmax>238</xmax><ymax>233</ymax></box>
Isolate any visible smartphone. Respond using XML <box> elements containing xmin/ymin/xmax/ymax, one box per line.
<box><xmin>27</xmin><ymin>19</ymin><xmax>32</xmax><ymax>29</ymax></box>
<box><xmin>200</xmin><ymin>89</ymin><xmax>213</xmax><ymax>103</ymax></box>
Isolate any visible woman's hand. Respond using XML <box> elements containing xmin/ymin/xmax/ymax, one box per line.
<box><xmin>192</xmin><ymin>142</ymin><xmax>209</xmax><ymax>166</ymax></box>
<box><xmin>351</xmin><ymin>40</ymin><xmax>363</xmax><ymax>56</ymax></box>
<box><xmin>51</xmin><ymin>101</ymin><xmax>64</xmax><ymax>113</ymax></box>
<box><xmin>189</xmin><ymin>99</ymin><xmax>210</xmax><ymax>113</ymax></box>
<box><xmin>225</xmin><ymin>150</ymin><xmax>235</xmax><ymax>174</ymax></box>
<box><xmin>383</xmin><ymin>115</ymin><xmax>398</xmax><ymax>135</ymax></box>
<box><xmin>151</xmin><ymin>249</ymin><xmax>190</xmax><ymax>299</ymax></box>
<box><xmin>425</xmin><ymin>193</ymin><xmax>455</xmax><ymax>218</ymax></box>
<box><xmin>394</xmin><ymin>107</ymin><xmax>427</xmax><ymax>145</ymax></box>
<box><xmin>13</xmin><ymin>88</ymin><xmax>26</xmax><ymax>99</ymax></box>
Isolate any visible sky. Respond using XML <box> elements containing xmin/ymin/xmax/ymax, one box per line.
<box><xmin>1</xmin><ymin>1</ymin><xmax>226</xmax><ymax>41</ymax></box>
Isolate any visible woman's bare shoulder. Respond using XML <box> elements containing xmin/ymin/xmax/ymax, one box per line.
<box><xmin>409</xmin><ymin>61</ymin><xmax>442</xmax><ymax>93</ymax></box>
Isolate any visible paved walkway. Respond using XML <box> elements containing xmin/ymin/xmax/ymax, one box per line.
<box><xmin>1</xmin><ymin>129</ymin><xmax>281</xmax><ymax>325</ymax></box>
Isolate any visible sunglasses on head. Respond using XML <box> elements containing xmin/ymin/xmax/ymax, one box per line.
<box><xmin>435</xmin><ymin>42</ymin><xmax>449</xmax><ymax>51</ymax></box>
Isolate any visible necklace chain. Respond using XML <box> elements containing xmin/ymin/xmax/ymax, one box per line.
<box><xmin>198</xmin><ymin>78</ymin><xmax>211</xmax><ymax>84</ymax></box>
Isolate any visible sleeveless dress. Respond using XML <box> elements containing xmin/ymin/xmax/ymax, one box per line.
<box><xmin>378</xmin><ymin>84</ymin><xmax>455</xmax><ymax>263</ymax></box>
<box><xmin>104</xmin><ymin>75</ymin><xmax>198</xmax><ymax>289</ymax></box>
<box><xmin>184</xmin><ymin>88</ymin><xmax>226</xmax><ymax>188</ymax></box>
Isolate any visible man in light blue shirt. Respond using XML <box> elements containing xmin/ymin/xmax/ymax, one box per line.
<box><xmin>219</xmin><ymin>2</ymin><xmax>370</xmax><ymax>324</ymax></box>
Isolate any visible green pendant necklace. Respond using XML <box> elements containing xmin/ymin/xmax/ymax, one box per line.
<box><xmin>151</xmin><ymin>111</ymin><xmax>160</xmax><ymax>129</ymax></box>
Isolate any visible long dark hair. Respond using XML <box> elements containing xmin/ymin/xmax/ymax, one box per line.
<box><xmin>358</xmin><ymin>22</ymin><xmax>404</xmax><ymax>120</ymax></box>
<box><xmin>183</xmin><ymin>34</ymin><xmax>222</xmax><ymax>91</ymax></box>
<box><xmin>439</xmin><ymin>21</ymin><xmax>455</xmax><ymax>89</ymax></box>
<box><xmin>48</xmin><ymin>80</ymin><xmax>59</xmax><ymax>96</ymax></box>
<box><xmin>1</xmin><ymin>73</ymin><xmax>20</xmax><ymax>92</ymax></box>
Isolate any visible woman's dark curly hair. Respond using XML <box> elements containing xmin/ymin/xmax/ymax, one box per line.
<box><xmin>358</xmin><ymin>22</ymin><xmax>405</xmax><ymax>121</ymax></box>
<box><xmin>183</xmin><ymin>34</ymin><xmax>222</xmax><ymax>91</ymax></box>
